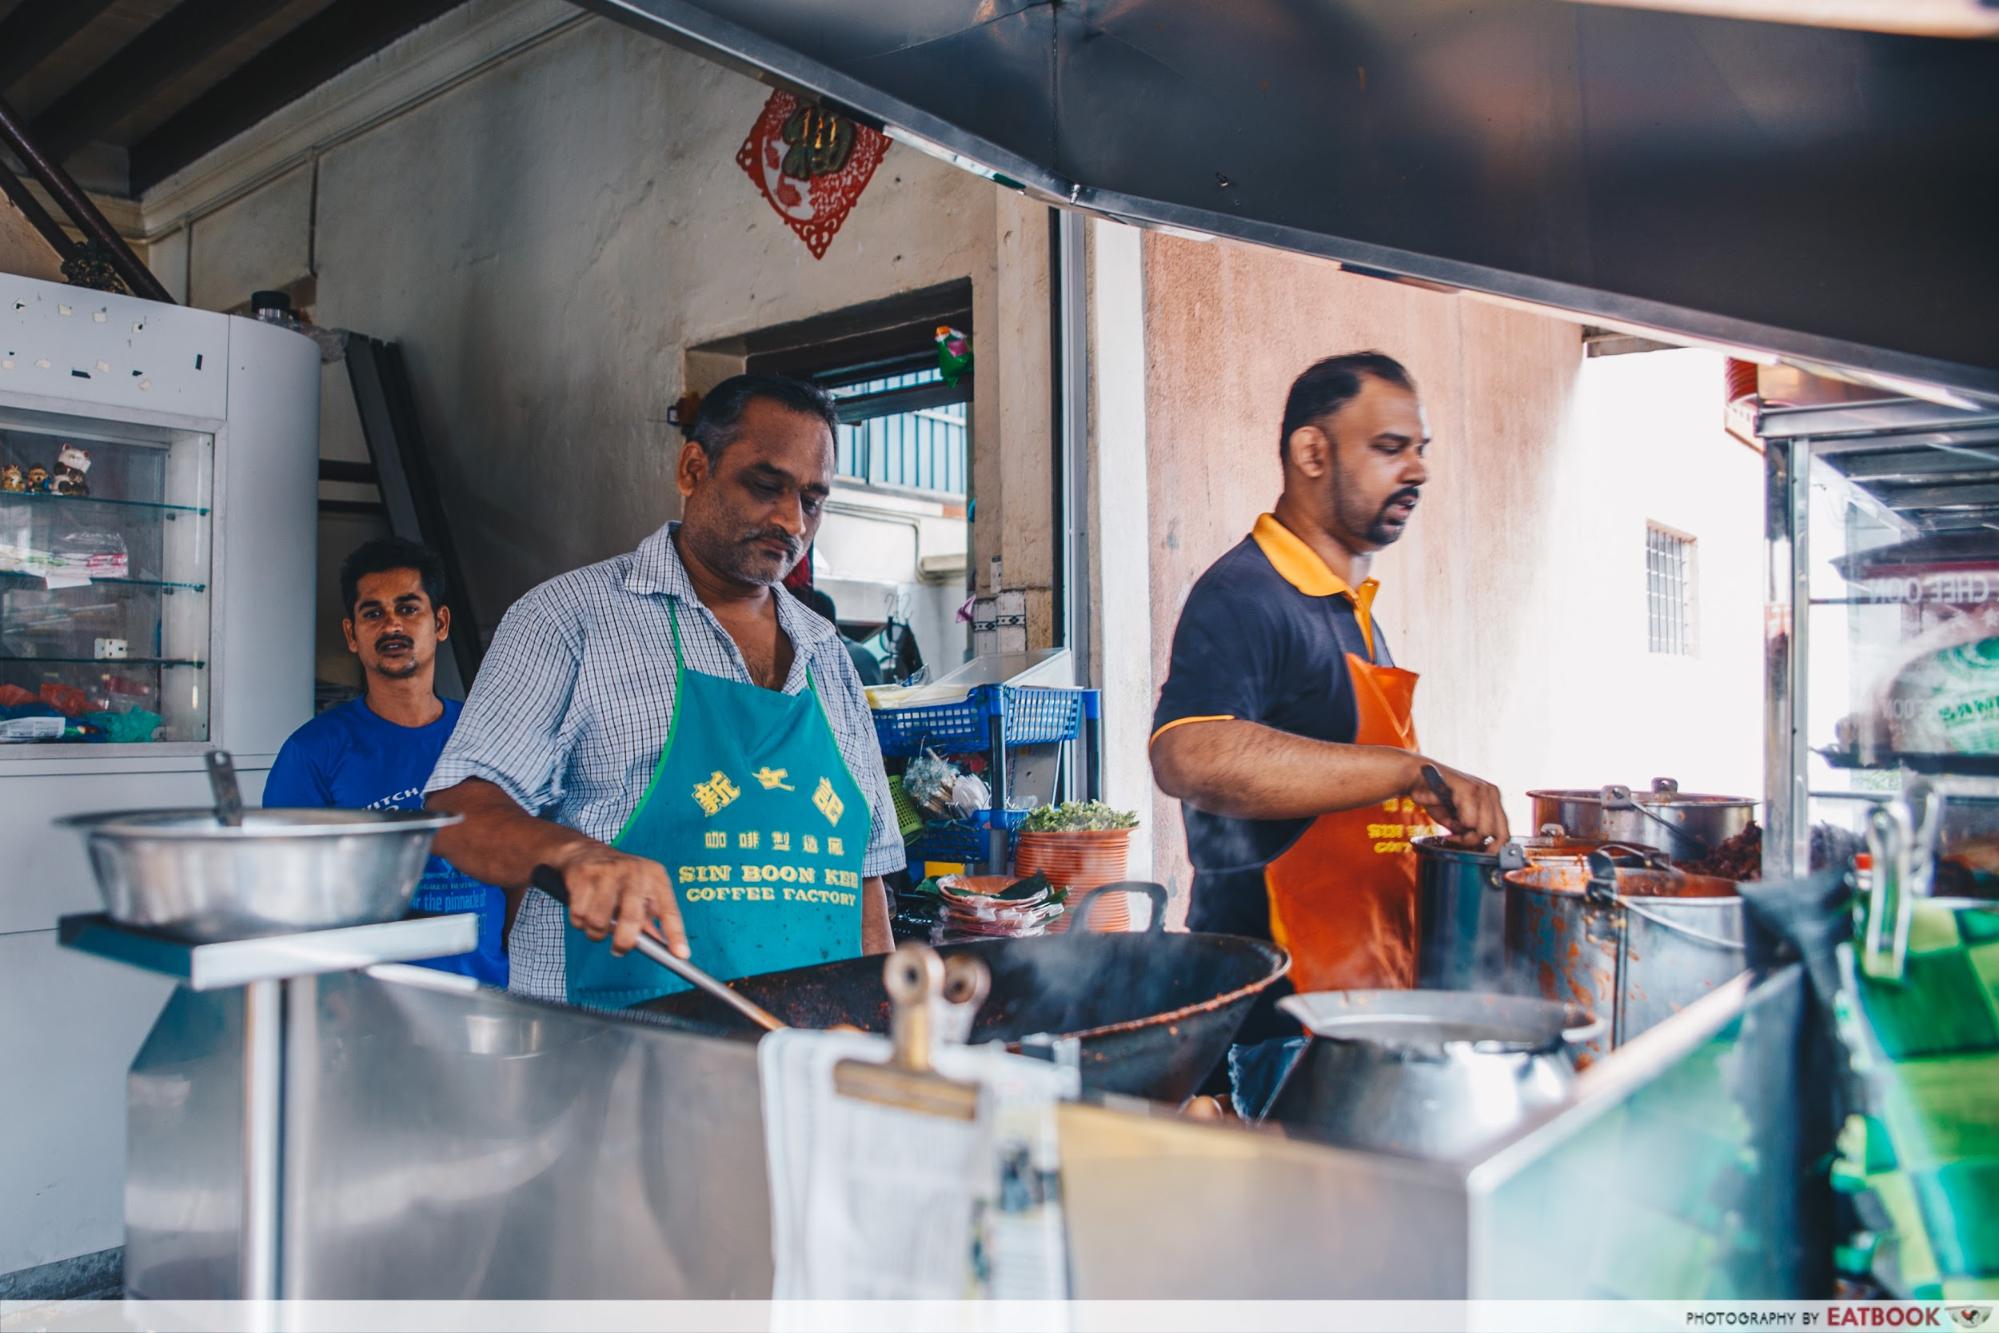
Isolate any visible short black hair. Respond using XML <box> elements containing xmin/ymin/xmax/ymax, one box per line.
<box><xmin>1279</xmin><ymin>352</ymin><xmax>1416</xmax><ymax>460</ymax></box>
<box><xmin>691</xmin><ymin>373</ymin><xmax>840</xmax><ymax>462</ymax></box>
<box><xmin>339</xmin><ymin>538</ymin><xmax>447</xmax><ymax>618</ymax></box>
<box><xmin>796</xmin><ymin>585</ymin><xmax>838</xmax><ymax>625</ymax></box>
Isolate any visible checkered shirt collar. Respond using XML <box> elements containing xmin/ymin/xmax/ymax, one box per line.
<box><xmin>622</xmin><ymin>522</ymin><xmax>836</xmax><ymax>650</ymax></box>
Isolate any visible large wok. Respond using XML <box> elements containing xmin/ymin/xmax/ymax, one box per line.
<box><xmin>633</xmin><ymin>883</ymin><xmax>1289</xmax><ymax>1104</ymax></box>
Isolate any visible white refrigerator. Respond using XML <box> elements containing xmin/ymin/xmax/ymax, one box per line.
<box><xmin>0</xmin><ymin>273</ymin><xmax>318</xmax><ymax>1287</ymax></box>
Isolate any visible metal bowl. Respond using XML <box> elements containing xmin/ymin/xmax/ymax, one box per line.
<box><xmin>58</xmin><ymin>807</ymin><xmax>461</xmax><ymax>941</ymax></box>
<box><xmin>1264</xmin><ymin>990</ymin><xmax>1603</xmax><ymax>1159</ymax></box>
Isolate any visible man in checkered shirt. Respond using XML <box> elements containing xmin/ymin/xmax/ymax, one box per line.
<box><xmin>427</xmin><ymin>375</ymin><xmax>904</xmax><ymax>1001</ymax></box>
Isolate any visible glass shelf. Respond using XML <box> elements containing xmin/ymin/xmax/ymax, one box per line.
<box><xmin>0</xmin><ymin>491</ymin><xmax>207</xmax><ymax>517</ymax></box>
<box><xmin>0</xmin><ymin>571</ymin><xmax>206</xmax><ymax>592</ymax></box>
<box><xmin>0</xmin><ymin>655</ymin><xmax>205</xmax><ymax>668</ymax></box>
<box><xmin>1</xmin><ymin>406</ymin><xmax>212</xmax><ymax>746</ymax></box>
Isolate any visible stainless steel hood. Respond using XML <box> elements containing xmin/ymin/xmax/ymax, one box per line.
<box><xmin>580</xmin><ymin>0</ymin><xmax>1999</xmax><ymax>400</ymax></box>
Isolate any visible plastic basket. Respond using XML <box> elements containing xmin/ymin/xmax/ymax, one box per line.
<box><xmin>887</xmin><ymin>776</ymin><xmax>924</xmax><ymax>841</ymax></box>
<box><xmin>872</xmin><ymin>684</ymin><xmax>1094</xmax><ymax>759</ymax></box>
<box><xmin>907</xmin><ymin>808</ymin><xmax>1029</xmax><ymax>866</ymax></box>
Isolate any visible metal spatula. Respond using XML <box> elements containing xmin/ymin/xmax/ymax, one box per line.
<box><xmin>530</xmin><ymin>864</ymin><xmax>786</xmax><ymax>1032</ymax></box>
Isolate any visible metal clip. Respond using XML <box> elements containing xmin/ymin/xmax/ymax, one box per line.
<box><xmin>1862</xmin><ymin>780</ymin><xmax>1940</xmax><ymax>984</ymax></box>
<box><xmin>1584</xmin><ymin>849</ymin><xmax>1621</xmax><ymax>906</ymax></box>
<box><xmin>1863</xmin><ymin>803</ymin><xmax>1913</xmax><ymax>983</ymax></box>
<box><xmin>833</xmin><ymin>942</ymin><xmax>987</xmax><ymax>1119</ymax></box>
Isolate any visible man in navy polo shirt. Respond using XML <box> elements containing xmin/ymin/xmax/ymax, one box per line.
<box><xmin>263</xmin><ymin>538</ymin><xmax>508</xmax><ymax>985</ymax></box>
<box><xmin>1153</xmin><ymin>353</ymin><xmax>1509</xmax><ymax>1110</ymax></box>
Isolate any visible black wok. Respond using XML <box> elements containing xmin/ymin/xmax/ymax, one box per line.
<box><xmin>632</xmin><ymin>883</ymin><xmax>1289</xmax><ymax>1104</ymax></box>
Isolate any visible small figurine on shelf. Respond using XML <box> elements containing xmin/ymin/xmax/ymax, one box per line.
<box><xmin>1</xmin><ymin>464</ymin><xmax>23</xmax><ymax>492</ymax></box>
<box><xmin>24</xmin><ymin>464</ymin><xmax>50</xmax><ymax>493</ymax></box>
<box><xmin>50</xmin><ymin>444</ymin><xmax>90</xmax><ymax>496</ymax></box>
<box><xmin>935</xmin><ymin>326</ymin><xmax>973</xmax><ymax>386</ymax></box>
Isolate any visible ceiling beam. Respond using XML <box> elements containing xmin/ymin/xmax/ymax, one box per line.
<box><xmin>0</xmin><ymin>0</ymin><xmax>121</xmax><ymax>92</ymax></box>
<box><xmin>29</xmin><ymin>0</ymin><xmax>284</xmax><ymax>166</ymax></box>
<box><xmin>129</xmin><ymin>0</ymin><xmax>465</xmax><ymax>195</ymax></box>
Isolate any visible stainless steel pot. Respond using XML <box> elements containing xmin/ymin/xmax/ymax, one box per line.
<box><xmin>1526</xmin><ymin>778</ymin><xmax>1754</xmax><ymax>862</ymax></box>
<box><xmin>59</xmin><ymin>807</ymin><xmax>460</xmax><ymax>941</ymax></box>
<box><xmin>1502</xmin><ymin>851</ymin><xmax>1746</xmax><ymax>1059</ymax></box>
<box><xmin>1413</xmin><ymin>832</ymin><xmax>1638</xmax><ymax>990</ymax></box>
<box><xmin>1261</xmin><ymin>990</ymin><xmax>1602</xmax><ymax>1160</ymax></box>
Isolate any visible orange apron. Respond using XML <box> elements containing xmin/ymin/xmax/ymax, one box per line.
<box><xmin>1263</xmin><ymin>652</ymin><xmax>1430</xmax><ymax>992</ymax></box>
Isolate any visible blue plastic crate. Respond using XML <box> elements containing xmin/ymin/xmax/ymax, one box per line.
<box><xmin>907</xmin><ymin>809</ymin><xmax>1028</xmax><ymax>866</ymax></box>
<box><xmin>872</xmin><ymin>684</ymin><xmax>1091</xmax><ymax>759</ymax></box>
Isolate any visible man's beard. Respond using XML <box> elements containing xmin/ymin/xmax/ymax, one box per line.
<box><xmin>1343</xmin><ymin>479</ymin><xmax>1423</xmax><ymax>547</ymax></box>
<box><xmin>695</xmin><ymin>522</ymin><xmax>803</xmax><ymax>587</ymax></box>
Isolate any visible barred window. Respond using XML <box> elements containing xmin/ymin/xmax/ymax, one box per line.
<box><xmin>1646</xmin><ymin>524</ymin><xmax>1695</xmax><ymax>656</ymax></box>
<box><xmin>824</xmin><ymin>364</ymin><xmax>969</xmax><ymax>495</ymax></box>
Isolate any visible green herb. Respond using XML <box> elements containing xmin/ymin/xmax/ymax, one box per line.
<box><xmin>1020</xmin><ymin>800</ymin><xmax>1140</xmax><ymax>833</ymax></box>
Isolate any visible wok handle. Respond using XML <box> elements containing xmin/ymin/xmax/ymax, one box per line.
<box><xmin>1070</xmin><ymin>881</ymin><xmax>1168</xmax><ymax>933</ymax></box>
<box><xmin>528</xmin><ymin>864</ymin><xmax>787</xmax><ymax>1033</ymax></box>
<box><xmin>1561</xmin><ymin>1012</ymin><xmax>1610</xmax><ymax>1046</ymax></box>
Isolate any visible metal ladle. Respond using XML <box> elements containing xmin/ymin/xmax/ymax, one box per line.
<box><xmin>204</xmin><ymin>748</ymin><xmax>245</xmax><ymax>827</ymax></box>
<box><xmin>530</xmin><ymin>864</ymin><xmax>787</xmax><ymax>1032</ymax></box>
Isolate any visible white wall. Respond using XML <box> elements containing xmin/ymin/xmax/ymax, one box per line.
<box><xmin>1520</xmin><ymin>348</ymin><xmax>1765</xmax><ymax>806</ymax></box>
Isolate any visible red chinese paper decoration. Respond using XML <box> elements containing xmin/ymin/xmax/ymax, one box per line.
<box><xmin>736</xmin><ymin>90</ymin><xmax>891</xmax><ymax>260</ymax></box>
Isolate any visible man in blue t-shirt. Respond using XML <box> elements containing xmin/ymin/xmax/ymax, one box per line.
<box><xmin>264</xmin><ymin>538</ymin><xmax>508</xmax><ymax>985</ymax></box>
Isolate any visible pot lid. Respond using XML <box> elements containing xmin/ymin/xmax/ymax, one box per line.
<box><xmin>1526</xmin><ymin>784</ymin><xmax>1755</xmax><ymax>809</ymax></box>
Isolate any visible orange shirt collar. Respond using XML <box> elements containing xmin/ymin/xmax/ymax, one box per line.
<box><xmin>1250</xmin><ymin>513</ymin><xmax>1379</xmax><ymax>655</ymax></box>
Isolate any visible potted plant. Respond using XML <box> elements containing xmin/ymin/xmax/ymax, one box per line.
<box><xmin>1013</xmin><ymin>801</ymin><xmax>1142</xmax><ymax>932</ymax></box>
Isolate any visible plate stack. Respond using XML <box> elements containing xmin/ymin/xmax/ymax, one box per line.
<box><xmin>934</xmin><ymin>874</ymin><xmax>1063</xmax><ymax>941</ymax></box>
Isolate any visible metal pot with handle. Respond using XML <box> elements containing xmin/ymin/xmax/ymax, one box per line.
<box><xmin>1502</xmin><ymin>847</ymin><xmax>1746</xmax><ymax>1058</ymax></box>
<box><xmin>1260</xmin><ymin>989</ymin><xmax>1603</xmax><ymax>1160</ymax></box>
<box><xmin>1527</xmin><ymin>777</ymin><xmax>1754</xmax><ymax>863</ymax></box>
<box><xmin>1414</xmin><ymin>829</ymin><xmax>1656</xmax><ymax>990</ymax></box>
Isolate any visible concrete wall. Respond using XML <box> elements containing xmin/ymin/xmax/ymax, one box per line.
<box><xmin>1134</xmin><ymin>236</ymin><xmax>1763</xmax><ymax>914</ymax></box>
<box><xmin>138</xmin><ymin>3</ymin><xmax>1026</xmax><ymax>643</ymax></box>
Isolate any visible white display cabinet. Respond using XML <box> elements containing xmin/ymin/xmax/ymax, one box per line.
<box><xmin>0</xmin><ymin>274</ymin><xmax>319</xmax><ymax>1285</ymax></box>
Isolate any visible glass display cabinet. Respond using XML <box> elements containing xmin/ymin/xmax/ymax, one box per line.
<box><xmin>1</xmin><ymin>405</ymin><xmax>213</xmax><ymax>744</ymax></box>
<box><xmin>1763</xmin><ymin>397</ymin><xmax>1999</xmax><ymax>884</ymax></box>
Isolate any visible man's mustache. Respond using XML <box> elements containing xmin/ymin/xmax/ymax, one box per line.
<box><xmin>375</xmin><ymin>635</ymin><xmax>414</xmax><ymax>652</ymax></box>
<box><xmin>744</xmin><ymin>528</ymin><xmax>802</xmax><ymax>559</ymax></box>
<box><xmin>1380</xmin><ymin>487</ymin><xmax>1422</xmax><ymax>513</ymax></box>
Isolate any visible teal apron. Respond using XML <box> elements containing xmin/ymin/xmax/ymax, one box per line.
<box><xmin>565</xmin><ymin>601</ymin><xmax>871</xmax><ymax>1009</ymax></box>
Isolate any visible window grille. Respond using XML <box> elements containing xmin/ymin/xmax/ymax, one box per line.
<box><xmin>823</xmin><ymin>364</ymin><xmax>969</xmax><ymax>495</ymax></box>
<box><xmin>1646</xmin><ymin>524</ymin><xmax>1695</xmax><ymax>656</ymax></box>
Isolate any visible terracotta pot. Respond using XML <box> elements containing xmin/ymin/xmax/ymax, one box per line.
<box><xmin>1014</xmin><ymin>828</ymin><xmax>1134</xmax><ymax>932</ymax></box>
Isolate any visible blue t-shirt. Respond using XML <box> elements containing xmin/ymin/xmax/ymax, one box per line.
<box><xmin>264</xmin><ymin>696</ymin><xmax>508</xmax><ymax>986</ymax></box>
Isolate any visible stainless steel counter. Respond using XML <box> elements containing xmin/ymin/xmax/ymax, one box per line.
<box><xmin>123</xmin><ymin>959</ymin><xmax>1823</xmax><ymax>1299</ymax></box>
